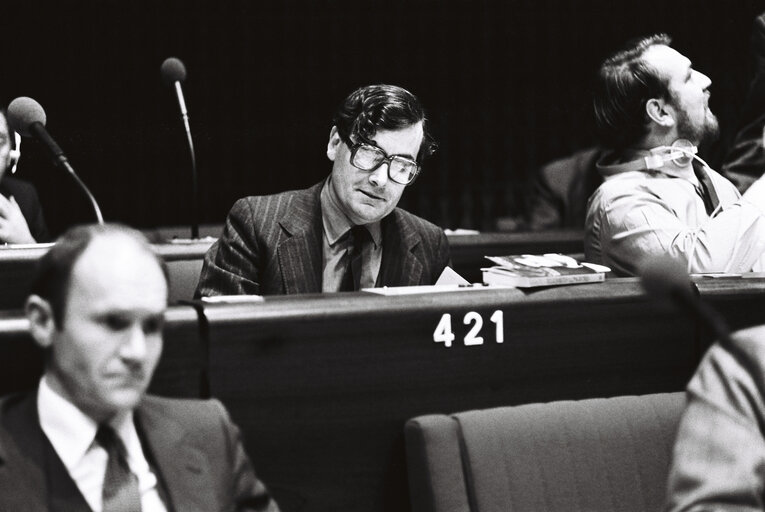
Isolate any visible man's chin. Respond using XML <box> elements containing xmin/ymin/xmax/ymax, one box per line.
<box><xmin>349</xmin><ymin>204</ymin><xmax>390</xmax><ymax>225</ymax></box>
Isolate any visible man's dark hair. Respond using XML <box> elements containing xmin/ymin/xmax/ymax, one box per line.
<box><xmin>30</xmin><ymin>223</ymin><xmax>169</xmax><ymax>327</ymax></box>
<box><xmin>332</xmin><ymin>84</ymin><xmax>436</xmax><ymax>162</ymax></box>
<box><xmin>593</xmin><ymin>33</ymin><xmax>673</xmax><ymax>150</ymax></box>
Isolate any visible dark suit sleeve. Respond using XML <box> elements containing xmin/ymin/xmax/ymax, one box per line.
<box><xmin>435</xmin><ymin>228</ymin><xmax>450</xmax><ymax>280</ymax></box>
<box><xmin>21</xmin><ymin>184</ymin><xmax>50</xmax><ymax>243</ymax></box>
<box><xmin>722</xmin><ymin>13</ymin><xmax>765</xmax><ymax>192</ymax></box>
<box><xmin>527</xmin><ymin>165</ymin><xmax>564</xmax><ymax>230</ymax></box>
<box><xmin>210</xmin><ymin>399</ymin><xmax>280</xmax><ymax>512</ymax></box>
<box><xmin>1</xmin><ymin>178</ymin><xmax>51</xmax><ymax>243</ymax></box>
<box><xmin>196</xmin><ymin>199</ymin><xmax>262</xmax><ymax>297</ymax></box>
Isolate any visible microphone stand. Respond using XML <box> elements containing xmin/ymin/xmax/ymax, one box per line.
<box><xmin>29</xmin><ymin>122</ymin><xmax>104</xmax><ymax>224</ymax></box>
<box><xmin>62</xmin><ymin>160</ymin><xmax>104</xmax><ymax>224</ymax></box>
<box><xmin>174</xmin><ymin>81</ymin><xmax>199</xmax><ymax>239</ymax></box>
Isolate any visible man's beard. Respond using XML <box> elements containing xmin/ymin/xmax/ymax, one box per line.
<box><xmin>674</xmin><ymin>103</ymin><xmax>720</xmax><ymax>146</ymax></box>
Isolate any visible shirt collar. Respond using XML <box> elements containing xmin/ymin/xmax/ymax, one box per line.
<box><xmin>597</xmin><ymin>147</ymin><xmax>699</xmax><ymax>183</ymax></box>
<box><xmin>37</xmin><ymin>375</ymin><xmax>135</xmax><ymax>471</ymax></box>
<box><xmin>320</xmin><ymin>179</ymin><xmax>382</xmax><ymax>247</ymax></box>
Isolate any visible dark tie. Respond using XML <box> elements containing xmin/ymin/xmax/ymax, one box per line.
<box><xmin>96</xmin><ymin>425</ymin><xmax>142</xmax><ymax>512</ymax></box>
<box><xmin>693</xmin><ymin>163</ymin><xmax>720</xmax><ymax>215</ymax></box>
<box><xmin>339</xmin><ymin>225</ymin><xmax>371</xmax><ymax>291</ymax></box>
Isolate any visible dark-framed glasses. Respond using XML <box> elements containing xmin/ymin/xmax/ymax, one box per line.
<box><xmin>349</xmin><ymin>142</ymin><xmax>420</xmax><ymax>185</ymax></box>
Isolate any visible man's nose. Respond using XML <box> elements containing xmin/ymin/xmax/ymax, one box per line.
<box><xmin>368</xmin><ymin>162</ymin><xmax>389</xmax><ymax>188</ymax></box>
<box><xmin>120</xmin><ymin>325</ymin><xmax>147</xmax><ymax>361</ymax></box>
<box><xmin>695</xmin><ymin>70</ymin><xmax>712</xmax><ymax>90</ymax></box>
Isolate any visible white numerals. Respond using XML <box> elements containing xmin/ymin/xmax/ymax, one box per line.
<box><xmin>433</xmin><ymin>313</ymin><xmax>456</xmax><ymax>347</ymax></box>
<box><xmin>490</xmin><ymin>310</ymin><xmax>504</xmax><ymax>343</ymax></box>
<box><xmin>463</xmin><ymin>312</ymin><xmax>484</xmax><ymax>345</ymax></box>
<box><xmin>433</xmin><ymin>310</ymin><xmax>505</xmax><ymax>347</ymax></box>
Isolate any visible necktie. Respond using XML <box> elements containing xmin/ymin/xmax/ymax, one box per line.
<box><xmin>693</xmin><ymin>164</ymin><xmax>720</xmax><ymax>215</ymax></box>
<box><xmin>339</xmin><ymin>225</ymin><xmax>371</xmax><ymax>291</ymax></box>
<box><xmin>96</xmin><ymin>424</ymin><xmax>142</xmax><ymax>512</ymax></box>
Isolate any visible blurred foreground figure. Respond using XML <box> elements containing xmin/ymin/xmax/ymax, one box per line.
<box><xmin>666</xmin><ymin>326</ymin><xmax>765</xmax><ymax>511</ymax></box>
<box><xmin>0</xmin><ymin>224</ymin><xmax>278</xmax><ymax>512</ymax></box>
<box><xmin>197</xmin><ymin>84</ymin><xmax>450</xmax><ymax>296</ymax></box>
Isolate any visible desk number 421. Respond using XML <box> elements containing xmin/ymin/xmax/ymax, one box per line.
<box><xmin>433</xmin><ymin>311</ymin><xmax>504</xmax><ymax>347</ymax></box>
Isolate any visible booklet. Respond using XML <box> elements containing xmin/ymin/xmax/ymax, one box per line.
<box><xmin>482</xmin><ymin>253</ymin><xmax>610</xmax><ymax>288</ymax></box>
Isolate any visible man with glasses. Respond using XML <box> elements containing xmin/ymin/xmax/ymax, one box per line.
<box><xmin>196</xmin><ymin>84</ymin><xmax>450</xmax><ymax>296</ymax></box>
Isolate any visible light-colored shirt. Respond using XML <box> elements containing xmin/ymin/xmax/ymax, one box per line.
<box><xmin>585</xmin><ymin>153</ymin><xmax>765</xmax><ymax>276</ymax></box>
<box><xmin>37</xmin><ymin>376</ymin><xmax>167</xmax><ymax>512</ymax></box>
<box><xmin>320</xmin><ymin>180</ymin><xmax>383</xmax><ymax>291</ymax></box>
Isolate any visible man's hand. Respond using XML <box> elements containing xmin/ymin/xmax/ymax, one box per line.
<box><xmin>0</xmin><ymin>195</ymin><xmax>35</xmax><ymax>244</ymax></box>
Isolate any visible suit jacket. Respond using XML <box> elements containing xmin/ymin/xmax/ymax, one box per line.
<box><xmin>0</xmin><ymin>176</ymin><xmax>50</xmax><ymax>243</ymax></box>
<box><xmin>527</xmin><ymin>147</ymin><xmax>603</xmax><ymax>230</ymax></box>
<box><xmin>665</xmin><ymin>325</ymin><xmax>765</xmax><ymax>511</ymax></box>
<box><xmin>0</xmin><ymin>392</ymin><xmax>279</xmax><ymax>512</ymax></box>
<box><xmin>196</xmin><ymin>181</ymin><xmax>451</xmax><ymax>296</ymax></box>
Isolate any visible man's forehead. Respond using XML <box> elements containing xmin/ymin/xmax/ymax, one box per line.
<box><xmin>643</xmin><ymin>44</ymin><xmax>691</xmax><ymax>78</ymax></box>
<box><xmin>69</xmin><ymin>234</ymin><xmax>167</xmax><ymax>300</ymax></box>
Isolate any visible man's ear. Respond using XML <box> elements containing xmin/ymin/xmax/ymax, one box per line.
<box><xmin>25</xmin><ymin>295</ymin><xmax>56</xmax><ymax>349</ymax></box>
<box><xmin>646</xmin><ymin>98</ymin><xmax>675</xmax><ymax>127</ymax></box>
<box><xmin>326</xmin><ymin>126</ymin><xmax>342</xmax><ymax>162</ymax></box>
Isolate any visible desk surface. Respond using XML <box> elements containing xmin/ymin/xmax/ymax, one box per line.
<box><xmin>0</xmin><ymin>231</ymin><xmax>584</xmax><ymax>309</ymax></box>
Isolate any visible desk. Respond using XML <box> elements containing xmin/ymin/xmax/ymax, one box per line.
<box><xmin>0</xmin><ymin>240</ymin><xmax>214</xmax><ymax>309</ymax></box>
<box><xmin>0</xmin><ymin>231</ymin><xmax>582</xmax><ymax>308</ymax></box>
<box><xmin>200</xmin><ymin>278</ymin><xmax>697</xmax><ymax>512</ymax></box>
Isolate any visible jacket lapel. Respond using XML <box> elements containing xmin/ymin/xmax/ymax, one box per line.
<box><xmin>137</xmin><ymin>401</ymin><xmax>214</xmax><ymax>512</ymax></box>
<box><xmin>0</xmin><ymin>392</ymin><xmax>91</xmax><ymax>512</ymax></box>
<box><xmin>378</xmin><ymin>210</ymin><xmax>423</xmax><ymax>287</ymax></box>
<box><xmin>277</xmin><ymin>183</ymin><xmax>323</xmax><ymax>294</ymax></box>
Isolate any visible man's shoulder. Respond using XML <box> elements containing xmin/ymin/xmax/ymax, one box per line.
<box><xmin>228</xmin><ymin>182</ymin><xmax>322</xmax><ymax>223</ymax></box>
<box><xmin>589</xmin><ymin>171</ymin><xmax>652</xmax><ymax>204</ymax></box>
<box><xmin>141</xmin><ymin>395</ymin><xmax>226</xmax><ymax>421</ymax></box>
<box><xmin>389</xmin><ymin>207</ymin><xmax>444</xmax><ymax>237</ymax></box>
<box><xmin>0</xmin><ymin>391</ymin><xmax>31</xmax><ymax>420</ymax></box>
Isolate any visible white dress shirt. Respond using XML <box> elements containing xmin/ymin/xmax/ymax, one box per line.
<box><xmin>37</xmin><ymin>376</ymin><xmax>168</xmax><ymax>512</ymax></box>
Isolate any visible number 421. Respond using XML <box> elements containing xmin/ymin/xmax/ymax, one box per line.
<box><xmin>433</xmin><ymin>310</ymin><xmax>504</xmax><ymax>348</ymax></box>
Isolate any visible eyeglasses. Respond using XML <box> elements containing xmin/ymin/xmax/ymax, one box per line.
<box><xmin>349</xmin><ymin>141</ymin><xmax>420</xmax><ymax>185</ymax></box>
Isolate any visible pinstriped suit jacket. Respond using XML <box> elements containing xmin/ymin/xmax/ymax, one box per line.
<box><xmin>195</xmin><ymin>181</ymin><xmax>451</xmax><ymax>296</ymax></box>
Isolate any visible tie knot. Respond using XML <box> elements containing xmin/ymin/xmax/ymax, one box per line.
<box><xmin>96</xmin><ymin>425</ymin><xmax>128</xmax><ymax>461</ymax></box>
<box><xmin>349</xmin><ymin>225</ymin><xmax>371</xmax><ymax>248</ymax></box>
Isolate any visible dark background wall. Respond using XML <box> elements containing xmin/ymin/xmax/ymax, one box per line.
<box><xmin>1</xmin><ymin>0</ymin><xmax>762</xmax><ymax>237</ymax></box>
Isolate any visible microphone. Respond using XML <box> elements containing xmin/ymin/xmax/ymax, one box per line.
<box><xmin>7</xmin><ymin>97</ymin><xmax>104</xmax><ymax>224</ymax></box>
<box><xmin>640</xmin><ymin>254</ymin><xmax>732</xmax><ymax>347</ymax></box>
<box><xmin>161</xmin><ymin>57</ymin><xmax>199</xmax><ymax>239</ymax></box>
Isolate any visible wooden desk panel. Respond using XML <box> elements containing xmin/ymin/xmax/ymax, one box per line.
<box><xmin>202</xmin><ymin>279</ymin><xmax>697</xmax><ymax>512</ymax></box>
